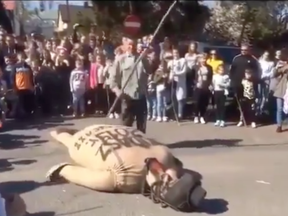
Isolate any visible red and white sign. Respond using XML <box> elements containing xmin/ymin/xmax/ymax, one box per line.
<box><xmin>124</xmin><ymin>15</ymin><xmax>141</xmax><ymax>36</ymax></box>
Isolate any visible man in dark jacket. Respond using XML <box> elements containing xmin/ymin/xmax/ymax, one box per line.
<box><xmin>229</xmin><ymin>44</ymin><xmax>260</xmax><ymax>98</ymax></box>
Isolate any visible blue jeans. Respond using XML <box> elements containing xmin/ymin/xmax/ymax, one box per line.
<box><xmin>156</xmin><ymin>90</ymin><xmax>168</xmax><ymax>118</ymax></box>
<box><xmin>276</xmin><ymin>97</ymin><xmax>286</xmax><ymax>126</ymax></box>
<box><xmin>177</xmin><ymin>99</ymin><xmax>185</xmax><ymax>117</ymax></box>
<box><xmin>147</xmin><ymin>93</ymin><xmax>157</xmax><ymax>117</ymax></box>
<box><xmin>72</xmin><ymin>92</ymin><xmax>85</xmax><ymax>114</ymax></box>
<box><xmin>257</xmin><ymin>81</ymin><xmax>270</xmax><ymax>115</ymax></box>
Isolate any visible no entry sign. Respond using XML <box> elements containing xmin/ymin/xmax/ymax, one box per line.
<box><xmin>124</xmin><ymin>15</ymin><xmax>141</xmax><ymax>36</ymax></box>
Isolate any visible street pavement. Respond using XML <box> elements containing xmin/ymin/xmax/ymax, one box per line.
<box><xmin>0</xmin><ymin>117</ymin><xmax>287</xmax><ymax>216</ymax></box>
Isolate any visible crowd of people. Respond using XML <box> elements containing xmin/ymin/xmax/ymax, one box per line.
<box><xmin>0</xmin><ymin>23</ymin><xmax>287</xmax><ymax>133</ymax></box>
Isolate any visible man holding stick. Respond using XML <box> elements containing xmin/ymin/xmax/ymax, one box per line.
<box><xmin>109</xmin><ymin>37</ymin><xmax>151</xmax><ymax>133</ymax></box>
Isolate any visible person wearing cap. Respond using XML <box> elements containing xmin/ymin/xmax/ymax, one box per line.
<box><xmin>109</xmin><ymin>38</ymin><xmax>151</xmax><ymax>133</ymax></box>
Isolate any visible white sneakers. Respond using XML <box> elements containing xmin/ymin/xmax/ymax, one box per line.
<box><xmin>214</xmin><ymin>120</ymin><xmax>225</xmax><ymax>127</ymax></box>
<box><xmin>155</xmin><ymin>116</ymin><xmax>168</xmax><ymax>122</ymax></box>
<box><xmin>109</xmin><ymin>113</ymin><xmax>120</xmax><ymax>119</ymax></box>
<box><xmin>237</xmin><ymin>121</ymin><xmax>257</xmax><ymax>128</ymax></box>
<box><xmin>194</xmin><ymin>117</ymin><xmax>206</xmax><ymax>124</ymax></box>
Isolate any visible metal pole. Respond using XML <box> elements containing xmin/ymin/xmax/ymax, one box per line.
<box><xmin>66</xmin><ymin>0</ymin><xmax>70</xmax><ymax>24</ymax></box>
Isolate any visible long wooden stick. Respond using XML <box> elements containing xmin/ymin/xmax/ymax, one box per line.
<box><xmin>107</xmin><ymin>1</ymin><xmax>178</xmax><ymax>117</ymax></box>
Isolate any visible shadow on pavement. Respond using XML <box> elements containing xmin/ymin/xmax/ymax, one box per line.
<box><xmin>0</xmin><ymin>134</ymin><xmax>47</xmax><ymax>149</ymax></box>
<box><xmin>27</xmin><ymin>211</ymin><xmax>55</xmax><ymax>216</ymax></box>
<box><xmin>0</xmin><ymin>180</ymin><xmax>51</xmax><ymax>194</ymax></box>
<box><xmin>168</xmin><ymin>139</ymin><xmax>242</xmax><ymax>149</ymax></box>
<box><xmin>198</xmin><ymin>198</ymin><xmax>229</xmax><ymax>215</ymax></box>
<box><xmin>0</xmin><ymin>158</ymin><xmax>37</xmax><ymax>173</ymax></box>
<box><xmin>57</xmin><ymin>206</ymin><xmax>103</xmax><ymax>216</ymax></box>
<box><xmin>1</xmin><ymin>117</ymin><xmax>74</xmax><ymax>132</ymax></box>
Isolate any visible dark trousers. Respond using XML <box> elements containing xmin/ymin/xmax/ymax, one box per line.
<box><xmin>35</xmin><ymin>90</ymin><xmax>52</xmax><ymax>115</ymax></box>
<box><xmin>16</xmin><ymin>89</ymin><xmax>34</xmax><ymax>115</ymax></box>
<box><xmin>108</xmin><ymin>88</ymin><xmax>121</xmax><ymax>114</ymax></box>
<box><xmin>194</xmin><ymin>88</ymin><xmax>210</xmax><ymax>117</ymax></box>
<box><xmin>214</xmin><ymin>91</ymin><xmax>226</xmax><ymax>121</ymax></box>
<box><xmin>121</xmin><ymin>97</ymin><xmax>147</xmax><ymax>133</ymax></box>
<box><xmin>95</xmin><ymin>84</ymin><xmax>108</xmax><ymax>113</ymax></box>
<box><xmin>241</xmin><ymin>98</ymin><xmax>256</xmax><ymax>123</ymax></box>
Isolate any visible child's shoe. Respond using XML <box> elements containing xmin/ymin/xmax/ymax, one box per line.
<box><xmin>251</xmin><ymin>122</ymin><xmax>257</xmax><ymax>128</ymax></box>
<box><xmin>200</xmin><ymin>117</ymin><xmax>206</xmax><ymax>124</ymax></box>
<box><xmin>220</xmin><ymin>121</ymin><xmax>225</xmax><ymax>127</ymax></box>
<box><xmin>162</xmin><ymin>116</ymin><xmax>168</xmax><ymax>122</ymax></box>
<box><xmin>214</xmin><ymin>120</ymin><xmax>220</xmax><ymax>126</ymax></box>
<box><xmin>114</xmin><ymin>113</ymin><xmax>120</xmax><ymax>119</ymax></box>
<box><xmin>237</xmin><ymin>121</ymin><xmax>243</xmax><ymax>127</ymax></box>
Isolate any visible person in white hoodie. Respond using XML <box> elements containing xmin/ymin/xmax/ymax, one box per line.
<box><xmin>168</xmin><ymin>48</ymin><xmax>187</xmax><ymax>119</ymax></box>
<box><xmin>258</xmin><ymin>51</ymin><xmax>274</xmax><ymax>115</ymax></box>
<box><xmin>212</xmin><ymin>64</ymin><xmax>230</xmax><ymax>127</ymax></box>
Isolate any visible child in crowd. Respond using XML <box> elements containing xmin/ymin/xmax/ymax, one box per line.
<box><xmin>147</xmin><ymin>73</ymin><xmax>157</xmax><ymax>120</ymax></box>
<box><xmin>212</xmin><ymin>64</ymin><xmax>230</xmax><ymax>127</ymax></box>
<box><xmin>154</xmin><ymin>62</ymin><xmax>169</xmax><ymax>122</ymax></box>
<box><xmin>238</xmin><ymin>68</ymin><xmax>257</xmax><ymax>128</ymax></box>
<box><xmin>104</xmin><ymin>57</ymin><xmax>120</xmax><ymax>119</ymax></box>
<box><xmin>3</xmin><ymin>55</ymin><xmax>17</xmax><ymax>117</ymax></box>
<box><xmin>31</xmin><ymin>60</ymin><xmax>43</xmax><ymax>114</ymax></box>
<box><xmin>94</xmin><ymin>54</ymin><xmax>106</xmax><ymax>114</ymax></box>
<box><xmin>69</xmin><ymin>58</ymin><xmax>88</xmax><ymax>117</ymax></box>
<box><xmin>0</xmin><ymin>68</ymin><xmax>7</xmax><ymax>127</ymax></box>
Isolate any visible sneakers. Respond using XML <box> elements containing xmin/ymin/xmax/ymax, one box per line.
<box><xmin>237</xmin><ymin>121</ymin><xmax>243</xmax><ymax>127</ymax></box>
<box><xmin>114</xmin><ymin>113</ymin><xmax>120</xmax><ymax>119</ymax></box>
<box><xmin>156</xmin><ymin>116</ymin><xmax>168</xmax><ymax>122</ymax></box>
<box><xmin>109</xmin><ymin>113</ymin><xmax>119</xmax><ymax>119</ymax></box>
<box><xmin>200</xmin><ymin>117</ymin><xmax>206</xmax><ymax>124</ymax></box>
<box><xmin>215</xmin><ymin>120</ymin><xmax>225</xmax><ymax>127</ymax></box>
<box><xmin>237</xmin><ymin>121</ymin><xmax>257</xmax><ymax>128</ymax></box>
<box><xmin>109</xmin><ymin>113</ymin><xmax>114</xmax><ymax>119</ymax></box>
<box><xmin>276</xmin><ymin>126</ymin><xmax>282</xmax><ymax>133</ymax></box>
<box><xmin>194</xmin><ymin>117</ymin><xmax>205</xmax><ymax>124</ymax></box>
<box><xmin>147</xmin><ymin>115</ymin><xmax>156</xmax><ymax>121</ymax></box>
<box><xmin>214</xmin><ymin>120</ymin><xmax>220</xmax><ymax>126</ymax></box>
<box><xmin>220</xmin><ymin>121</ymin><xmax>225</xmax><ymax>127</ymax></box>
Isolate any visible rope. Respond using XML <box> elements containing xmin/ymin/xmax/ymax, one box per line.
<box><xmin>107</xmin><ymin>1</ymin><xmax>178</xmax><ymax>117</ymax></box>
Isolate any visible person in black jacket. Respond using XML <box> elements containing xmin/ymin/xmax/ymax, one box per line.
<box><xmin>229</xmin><ymin>44</ymin><xmax>260</xmax><ymax>98</ymax></box>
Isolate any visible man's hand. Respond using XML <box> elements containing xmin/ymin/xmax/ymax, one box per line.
<box><xmin>114</xmin><ymin>88</ymin><xmax>122</xmax><ymax>98</ymax></box>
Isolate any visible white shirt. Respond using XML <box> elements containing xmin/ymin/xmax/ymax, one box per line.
<box><xmin>259</xmin><ymin>59</ymin><xmax>274</xmax><ymax>79</ymax></box>
<box><xmin>212</xmin><ymin>74</ymin><xmax>230</xmax><ymax>91</ymax></box>
<box><xmin>97</xmin><ymin>64</ymin><xmax>105</xmax><ymax>84</ymax></box>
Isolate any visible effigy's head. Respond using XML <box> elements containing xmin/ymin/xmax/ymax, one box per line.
<box><xmin>143</xmin><ymin>158</ymin><xmax>206</xmax><ymax>212</ymax></box>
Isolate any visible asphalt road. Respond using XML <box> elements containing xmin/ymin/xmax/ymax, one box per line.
<box><xmin>0</xmin><ymin>117</ymin><xmax>287</xmax><ymax>216</ymax></box>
